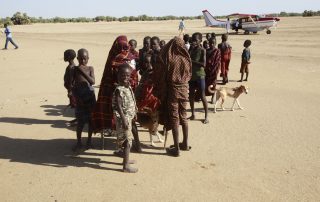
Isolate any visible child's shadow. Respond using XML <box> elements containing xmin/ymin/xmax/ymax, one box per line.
<box><xmin>41</xmin><ymin>104</ymin><xmax>74</xmax><ymax>118</ymax></box>
<box><xmin>0</xmin><ymin>116</ymin><xmax>73</xmax><ymax>130</ymax></box>
<box><xmin>0</xmin><ymin>135</ymin><xmax>122</xmax><ymax>172</ymax></box>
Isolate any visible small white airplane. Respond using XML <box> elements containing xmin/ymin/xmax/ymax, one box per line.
<box><xmin>202</xmin><ymin>10</ymin><xmax>280</xmax><ymax>34</ymax></box>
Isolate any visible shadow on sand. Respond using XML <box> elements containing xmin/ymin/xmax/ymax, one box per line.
<box><xmin>0</xmin><ymin>104</ymin><xmax>78</xmax><ymax>131</ymax></box>
<box><xmin>0</xmin><ymin>135</ymin><xmax>122</xmax><ymax>172</ymax></box>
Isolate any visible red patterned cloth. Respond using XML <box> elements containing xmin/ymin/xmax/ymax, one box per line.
<box><xmin>205</xmin><ymin>48</ymin><xmax>221</xmax><ymax>94</ymax></box>
<box><xmin>91</xmin><ymin>36</ymin><xmax>133</xmax><ymax>133</ymax></box>
<box><xmin>218</xmin><ymin>42</ymin><xmax>232</xmax><ymax>78</ymax></box>
<box><xmin>153</xmin><ymin>37</ymin><xmax>192</xmax><ymax>129</ymax></box>
<box><xmin>135</xmin><ymin>70</ymin><xmax>160</xmax><ymax>112</ymax></box>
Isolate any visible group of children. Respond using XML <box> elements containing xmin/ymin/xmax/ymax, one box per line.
<box><xmin>63</xmin><ymin>33</ymin><xmax>252</xmax><ymax>173</ymax></box>
<box><xmin>181</xmin><ymin>32</ymin><xmax>252</xmax><ymax>123</ymax></box>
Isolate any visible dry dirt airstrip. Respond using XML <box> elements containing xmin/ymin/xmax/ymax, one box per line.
<box><xmin>1</xmin><ymin>17</ymin><xmax>320</xmax><ymax>201</ymax></box>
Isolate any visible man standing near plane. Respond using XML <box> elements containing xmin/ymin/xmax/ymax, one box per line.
<box><xmin>226</xmin><ymin>18</ymin><xmax>230</xmax><ymax>34</ymax></box>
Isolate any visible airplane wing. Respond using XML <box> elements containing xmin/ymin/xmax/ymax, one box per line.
<box><xmin>227</xmin><ymin>13</ymin><xmax>258</xmax><ymax>18</ymax></box>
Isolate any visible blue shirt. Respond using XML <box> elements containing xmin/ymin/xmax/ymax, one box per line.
<box><xmin>242</xmin><ymin>48</ymin><xmax>251</xmax><ymax>62</ymax></box>
<box><xmin>4</xmin><ymin>27</ymin><xmax>12</xmax><ymax>38</ymax></box>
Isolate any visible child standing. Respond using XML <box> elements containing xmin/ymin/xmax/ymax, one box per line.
<box><xmin>218</xmin><ymin>34</ymin><xmax>232</xmax><ymax>84</ymax></box>
<box><xmin>112</xmin><ymin>64</ymin><xmax>138</xmax><ymax>173</ymax></box>
<box><xmin>189</xmin><ymin>32</ymin><xmax>209</xmax><ymax>124</ymax></box>
<box><xmin>72</xmin><ymin>48</ymin><xmax>96</xmax><ymax>151</ymax></box>
<box><xmin>138</xmin><ymin>36</ymin><xmax>152</xmax><ymax>75</ymax></box>
<box><xmin>63</xmin><ymin>49</ymin><xmax>77</xmax><ymax>126</ymax></box>
<box><xmin>63</xmin><ymin>49</ymin><xmax>77</xmax><ymax>108</ymax></box>
<box><xmin>239</xmin><ymin>40</ymin><xmax>252</xmax><ymax>82</ymax></box>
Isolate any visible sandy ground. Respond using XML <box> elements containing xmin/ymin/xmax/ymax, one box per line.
<box><xmin>1</xmin><ymin>17</ymin><xmax>320</xmax><ymax>201</ymax></box>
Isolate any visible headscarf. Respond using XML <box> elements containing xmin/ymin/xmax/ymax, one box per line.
<box><xmin>152</xmin><ymin>37</ymin><xmax>192</xmax><ymax>128</ymax></box>
<box><xmin>92</xmin><ymin>35</ymin><xmax>133</xmax><ymax>132</ymax></box>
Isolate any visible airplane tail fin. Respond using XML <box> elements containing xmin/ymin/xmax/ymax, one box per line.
<box><xmin>202</xmin><ymin>10</ymin><xmax>226</xmax><ymax>27</ymax></box>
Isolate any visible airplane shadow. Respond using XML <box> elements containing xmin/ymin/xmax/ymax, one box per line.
<box><xmin>0</xmin><ymin>135</ymin><xmax>122</xmax><ymax>172</ymax></box>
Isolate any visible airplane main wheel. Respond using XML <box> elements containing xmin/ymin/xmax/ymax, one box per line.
<box><xmin>266</xmin><ymin>30</ymin><xmax>271</xmax><ymax>34</ymax></box>
<box><xmin>244</xmin><ymin>30</ymin><xmax>250</xmax><ymax>35</ymax></box>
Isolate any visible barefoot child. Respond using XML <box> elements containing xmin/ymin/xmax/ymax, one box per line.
<box><xmin>189</xmin><ymin>32</ymin><xmax>209</xmax><ymax>124</ymax></box>
<box><xmin>63</xmin><ymin>49</ymin><xmax>77</xmax><ymax>126</ymax></box>
<box><xmin>218</xmin><ymin>34</ymin><xmax>232</xmax><ymax>84</ymax></box>
<box><xmin>112</xmin><ymin>64</ymin><xmax>138</xmax><ymax>173</ymax></box>
<box><xmin>135</xmin><ymin>54</ymin><xmax>162</xmax><ymax>146</ymax></box>
<box><xmin>63</xmin><ymin>49</ymin><xmax>77</xmax><ymax>107</ymax></box>
<box><xmin>239</xmin><ymin>40</ymin><xmax>251</xmax><ymax>82</ymax></box>
<box><xmin>72</xmin><ymin>48</ymin><xmax>96</xmax><ymax>151</ymax></box>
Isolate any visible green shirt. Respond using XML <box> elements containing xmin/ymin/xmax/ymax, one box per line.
<box><xmin>190</xmin><ymin>47</ymin><xmax>206</xmax><ymax>80</ymax></box>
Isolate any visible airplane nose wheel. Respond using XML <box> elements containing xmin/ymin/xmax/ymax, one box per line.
<box><xmin>266</xmin><ymin>30</ymin><xmax>271</xmax><ymax>34</ymax></box>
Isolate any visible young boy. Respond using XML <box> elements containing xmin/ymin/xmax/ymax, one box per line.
<box><xmin>128</xmin><ymin>39</ymin><xmax>139</xmax><ymax>91</ymax></box>
<box><xmin>138</xmin><ymin>36</ymin><xmax>152</xmax><ymax>75</ymax></box>
<box><xmin>63</xmin><ymin>49</ymin><xmax>77</xmax><ymax>126</ymax></box>
<box><xmin>189</xmin><ymin>32</ymin><xmax>209</xmax><ymax>124</ymax></box>
<box><xmin>203</xmin><ymin>40</ymin><xmax>209</xmax><ymax>50</ymax></box>
<box><xmin>150</xmin><ymin>36</ymin><xmax>161</xmax><ymax>65</ymax></box>
<box><xmin>72</xmin><ymin>48</ymin><xmax>96</xmax><ymax>151</ymax></box>
<box><xmin>129</xmin><ymin>39</ymin><xmax>139</xmax><ymax>59</ymax></box>
<box><xmin>159</xmin><ymin>40</ymin><xmax>166</xmax><ymax>49</ymax></box>
<box><xmin>183</xmin><ymin>34</ymin><xmax>191</xmax><ymax>50</ymax></box>
<box><xmin>63</xmin><ymin>49</ymin><xmax>77</xmax><ymax>107</ymax></box>
<box><xmin>112</xmin><ymin>64</ymin><xmax>138</xmax><ymax>173</ymax></box>
<box><xmin>239</xmin><ymin>40</ymin><xmax>252</xmax><ymax>82</ymax></box>
<box><xmin>218</xmin><ymin>34</ymin><xmax>232</xmax><ymax>84</ymax></box>
<box><xmin>2</xmin><ymin>23</ymin><xmax>19</xmax><ymax>50</ymax></box>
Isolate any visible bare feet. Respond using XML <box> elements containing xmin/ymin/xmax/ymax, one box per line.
<box><xmin>170</xmin><ymin>143</ymin><xmax>192</xmax><ymax>151</ymax></box>
<box><xmin>131</xmin><ymin>143</ymin><xmax>142</xmax><ymax>153</ymax></box>
<box><xmin>203</xmin><ymin>118</ymin><xmax>209</xmax><ymax>124</ymax></box>
<box><xmin>188</xmin><ymin>115</ymin><xmax>195</xmax><ymax>120</ymax></box>
<box><xmin>113</xmin><ymin>149</ymin><xmax>124</xmax><ymax>157</ymax></box>
<box><xmin>166</xmin><ymin>147</ymin><xmax>180</xmax><ymax>157</ymax></box>
<box><xmin>123</xmin><ymin>165</ymin><xmax>138</xmax><ymax>173</ymax></box>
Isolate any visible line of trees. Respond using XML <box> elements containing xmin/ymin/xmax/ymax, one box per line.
<box><xmin>302</xmin><ymin>10</ymin><xmax>320</xmax><ymax>17</ymax></box>
<box><xmin>0</xmin><ymin>12</ymin><xmax>203</xmax><ymax>27</ymax></box>
<box><xmin>1</xmin><ymin>10</ymin><xmax>320</xmax><ymax>27</ymax></box>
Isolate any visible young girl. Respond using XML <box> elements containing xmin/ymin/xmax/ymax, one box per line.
<box><xmin>112</xmin><ymin>64</ymin><xmax>138</xmax><ymax>173</ymax></box>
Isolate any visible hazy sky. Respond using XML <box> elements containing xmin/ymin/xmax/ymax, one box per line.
<box><xmin>0</xmin><ymin>0</ymin><xmax>319</xmax><ymax>18</ymax></box>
